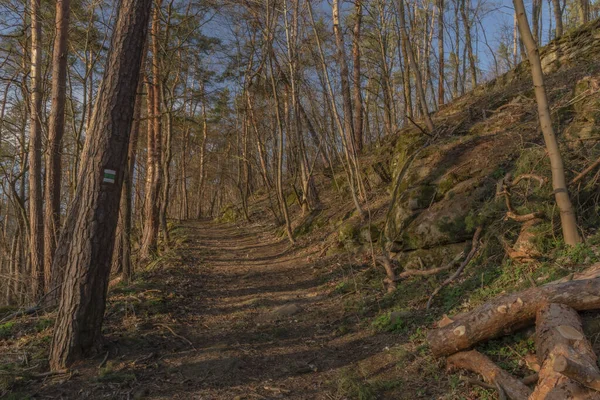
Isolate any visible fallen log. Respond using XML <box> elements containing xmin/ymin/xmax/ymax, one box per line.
<box><xmin>447</xmin><ymin>350</ymin><xmax>532</xmax><ymax>400</ymax></box>
<box><xmin>531</xmin><ymin>303</ymin><xmax>600</xmax><ymax>399</ymax></box>
<box><xmin>554</xmin><ymin>356</ymin><xmax>600</xmax><ymax>392</ymax></box>
<box><xmin>427</xmin><ymin>276</ymin><xmax>600</xmax><ymax>357</ymax></box>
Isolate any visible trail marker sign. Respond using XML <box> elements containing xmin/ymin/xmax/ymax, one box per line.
<box><xmin>103</xmin><ymin>169</ymin><xmax>116</xmax><ymax>184</ymax></box>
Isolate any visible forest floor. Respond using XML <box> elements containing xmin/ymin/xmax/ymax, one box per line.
<box><xmin>2</xmin><ymin>219</ymin><xmax>417</xmax><ymax>399</ymax></box>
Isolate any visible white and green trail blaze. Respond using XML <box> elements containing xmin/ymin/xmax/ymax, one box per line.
<box><xmin>103</xmin><ymin>169</ymin><xmax>116</xmax><ymax>184</ymax></box>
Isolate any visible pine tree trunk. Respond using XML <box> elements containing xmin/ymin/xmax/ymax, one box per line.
<box><xmin>140</xmin><ymin>3</ymin><xmax>163</xmax><ymax>260</ymax></box>
<box><xmin>113</xmin><ymin>53</ymin><xmax>146</xmax><ymax>282</ymax></box>
<box><xmin>49</xmin><ymin>0</ymin><xmax>152</xmax><ymax>370</ymax></box>
<box><xmin>45</xmin><ymin>0</ymin><xmax>71</xmax><ymax>294</ymax></box>
<box><xmin>513</xmin><ymin>0</ymin><xmax>581</xmax><ymax>246</ymax></box>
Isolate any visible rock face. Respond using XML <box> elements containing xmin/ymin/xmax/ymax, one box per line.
<box><xmin>384</xmin><ymin>20</ymin><xmax>600</xmax><ymax>265</ymax></box>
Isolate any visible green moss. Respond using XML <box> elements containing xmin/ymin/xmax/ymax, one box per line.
<box><xmin>34</xmin><ymin>318</ymin><xmax>53</xmax><ymax>333</ymax></box>
<box><xmin>416</xmin><ymin>185</ymin><xmax>437</xmax><ymax>206</ymax></box>
<box><xmin>437</xmin><ymin>215</ymin><xmax>468</xmax><ymax>238</ymax></box>
<box><xmin>372</xmin><ymin>312</ymin><xmax>405</xmax><ymax>333</ymax></box>
<box><xmin>0</xmin><ymin>321</ymin><xmax>15</xmax><ymax>339</ymax></box>
<box><xmin>338</xmin><ymin>221</ymin><xmax>359</xmax><ymax>244</ymax></box>
<box><xmin>217</xmin><ymin>204</ymin><xmax>240</xmax><ymax>223</ymax></box>
<box><xmin>437</xmin><ymin>173</ymin><xmax>458</xmax><ymax>197</ymax></box>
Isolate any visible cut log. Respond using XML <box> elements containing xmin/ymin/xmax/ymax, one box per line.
<box><xmin>554</xmin><ymin>355</ymin><xmax>600</xmax><ymax>392</ymax></box>
<box><xmin>427</xmin><ymin>276</ymin><xmax>600</xmax><ymax>357</ymax></box>
<box><xmin>447</xmin><ymin>350</ymin><xmax>532</xmax><ymax>400</ymax></box>
<box><xmin>531</xmin><ymin>303</ymin><xmax>600</xmax><ymax>399</ymax></box>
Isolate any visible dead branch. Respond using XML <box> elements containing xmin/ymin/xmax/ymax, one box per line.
<box><xmin>510</xmin><ymin>174</ymin><xmax>547</xmax><ymax>187</ymax></box>
<box><xmin>505</xmin><ymin>211</ymin><xmax>544</xmax><ymax>222</ymax></box>
<box><xmin>155</xmin><ymin>324</ymin><xmax>195</xmax><ymax>349</ymax></box>
<box><xmin>497</xmin><ymin>173</ymin><xmax>546</xmax><ymax>223</ymax></box>
<box><xmin>447</xmin><ymin>350</ymin><xmax>532</xmax><ymax>400</ymax></box>
<box><xmin>426</xmin><ymin>227</ymin><xmax>483</xmax><ymax>309</ymax></box>
<box><xmin>376</xmin><ymin>255</ymin><xmax>398</xmax><ymax>292</ymax></box>
<box><xmin>571</xmin><ymin>156</ymin><xmax>600</xmax><ymax>185</ymax></box>
<box><xmin>398</xmin><ymin>251</ymin><xmax>465</xmax><ymax>279</ymax></box>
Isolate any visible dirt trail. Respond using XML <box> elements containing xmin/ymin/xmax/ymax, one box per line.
<box><xmin>34</xmin><ymin>220</ymin><xmax>395</xmax><ymax>399</ymax></box>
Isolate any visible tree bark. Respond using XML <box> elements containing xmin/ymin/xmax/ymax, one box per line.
<box><xmin>140</xmin><ymin>1</ymin><xmax>164</xmax><ymax>260</ymax></box>
<box><xmin>44</xmin><ymin>0</ymin><xmax>71</xmax><ymax>294</ymax></box>
<box><xmin>28</xmin><ymin>0</ymin><xmax>44</xmax><ymax>301</ymax></box>
<box><xmin>49</xmin><ymin>0</ymin><xmax>152</xmax><ymax>370</ymax></box>
<box><xmin>460</xmin><ymin>0</ymin><xmax>477</xmax><ymax>89</ymax></box>
<box><xmin>332</xmin><ymin>0</ymin><xmax>357</xmax><ymax>153</ymax></box>
<box><xmin>112</xmin><ymin>51</ymin><xmax>146</xmax><ymax>282</ymax></box>
<box><xmin>531</xmin><ymin>303</ymin><xmax>600</xmax><ymax>399</ymax></box>
<box><xmin>352</xmin><ymin>0</ymin><xmax>363</xmax><ymax>151</ymax></box>
<box><xmin>513</xmin><ymin>0</ymin><xmax>581</xmax><ymax>246</ymax></box>
<box><xmin>438</xmin><ymin>0</ymin><xmax>445</xmax><ymax>106</ymax></box>
<box><xmin>427</xmin><ymin>277</ymin><xmax>600</xmax><ymax>357</ymax></box>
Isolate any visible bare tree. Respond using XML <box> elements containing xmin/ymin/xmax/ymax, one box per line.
<box><xmin>28</xmin><ymin>0</ymin><xmax>44</xmax><ymax>300</ymax></box>
<box><xmin>397</xmin><ymin>0</ymin><xmax>435</xmax><ymax>132</ymax></box>
<box><xmin>513</xmin><ymin>0</ymin><xmax>581</xmax><ymax>246</ymax></box>
<box><xmin>352</xmin><ymin>0</ymin><xmax>363</xmax><ymax>151</ymax></box>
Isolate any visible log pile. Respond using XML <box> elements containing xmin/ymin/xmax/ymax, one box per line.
<box><xmin>427</xmin><ymin>265</ymin><xmax>600</xmax><ymax>399</ymax></box>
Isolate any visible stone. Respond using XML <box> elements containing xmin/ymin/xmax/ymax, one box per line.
<box><xmin>272</xmin><ymin>304</ymin><xmax>301</xmax><ymax>318</ymax></box>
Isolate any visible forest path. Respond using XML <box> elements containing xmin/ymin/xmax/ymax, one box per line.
<box><xmin>40</xmin><ymin>220</ymin><xmax>394</xmax><ymax>399</ymax></box>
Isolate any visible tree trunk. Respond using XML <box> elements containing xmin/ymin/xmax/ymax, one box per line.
<box><xmin>397</xmin><ymin>0</ymin><xmax>435</xmax><ymax>132</ymax></box>
<box><xmin>44</xmin><ymin>0</ymin><xmax>71</xmax><ymax>294</ymax></box>
<box><xmin>532</xmin><ymin>0</ymin><xmax>542</xmax><ymax>44</ymax></box>
<box><xmin>140</xmin><ymin>2</ymin><xmax>164</xmax><ymax>260</ymax></box>
<box><xmin>49</xmin><ymin>0</ymin><xmax>152</xmax><ymax>370</ymax></box>
<box><xmin>513</xmin><ymin>0</ymin><xmax>581</xmax><ymax>246</ymax></box>
<box><xmin>29</xmin><ymin>0</ymin><xmax>44</xmax><ymax>301</ymax></box>
<box><xmin>438</xmin><ymin>0</ymin><xmax>445</xmax><ymax>106</ymax></box>
<box><xmin>268</xmin><ymin>56</ymin><xmax>295</xmax><ymax>244</ymax></box>
<box><xmin>427</xmin><ymin>276</ymin><xmax>600</xmax><ymax>357</ymax></box>
<box><xmin>112</xmin><ymin>51</ymin><xmax>146</xmax><ymax>283</ymax></box>
<box><xmin>460</xmin><ymin>0</ymin><xmax>477</xmax><ymax>89</ymax></box>
<box><xmin>552</xmin><ymin>0</ymin><xmax>563</xmax><ymax>37</ymax></box>
<box><xmin>352</xmin><ymin>0</ymin><xmax>363</xmax><ymax>151</ymax></box>
<box><xmin>578</xmin><ymin>0</ymin><xmax>589</xmax><ymax>25</ymax></box>
<box><xmin>531</xmin><ymin>303</ymin><xmax>600</xmax><ymax>399</ymax></box>
<box><xmin>196</xmin><ymin>83</ymin><xmax>208</xmax><ymax>219</ymax></box>
<box><xmin>332</xmin><ymin>0</ymin><xmax>357</xmax><ymax>154</ymax></box>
